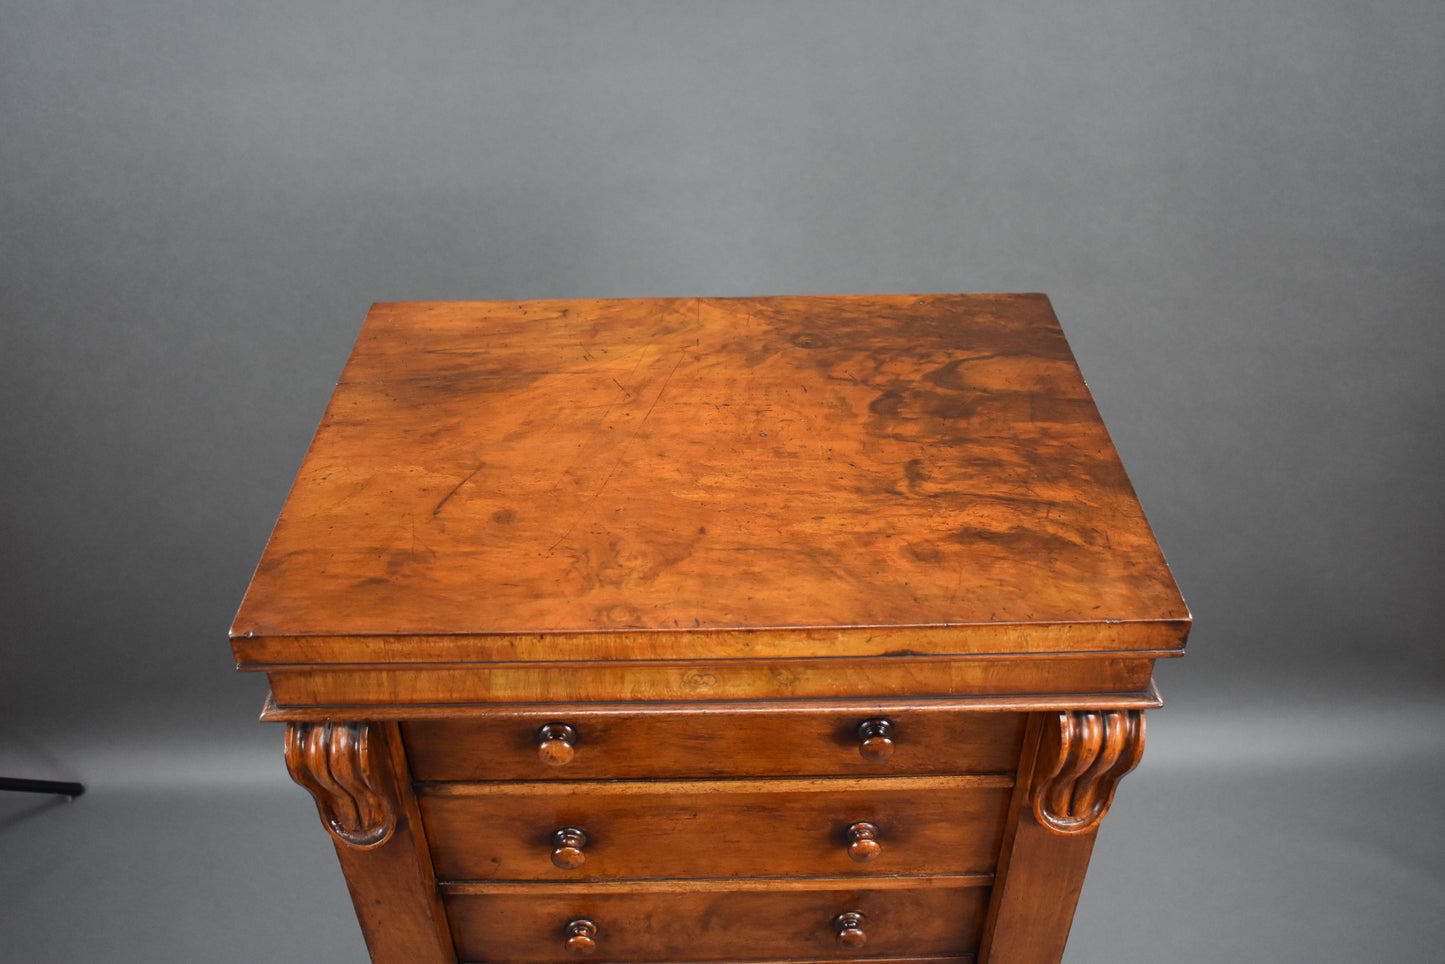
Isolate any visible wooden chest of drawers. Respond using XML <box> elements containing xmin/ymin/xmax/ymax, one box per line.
<box><xmin>232</xmin><ymin>294</ymin><xmax>1189</xmax><ymax>963</ymax></box>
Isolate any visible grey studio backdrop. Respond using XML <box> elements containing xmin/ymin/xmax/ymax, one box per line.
<box><xmin>2</xmin><ymin>2</ymin><xmax>1442</xmax><ymax>961</ymax></box>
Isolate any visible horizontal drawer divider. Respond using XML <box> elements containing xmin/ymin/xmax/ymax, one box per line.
<box><xmin>416</xmin><ymin>774</ymin><xmax>1014</xmax><ymax>797</ymax></box>
<box><xmin>439</xmin><ymin>873</ymin><xmax>995</xmax><ymax>896</ymax></box>
<box><xmin>457</xmin><ymin>956</ymin><xmax>974</xmax><ymax>964</ymax></box>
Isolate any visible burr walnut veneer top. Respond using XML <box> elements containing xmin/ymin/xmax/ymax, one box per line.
<box><xmin>231</xmin><ymin>294</ymin><xmax>1188</xmax><ymax>667</ymax></box>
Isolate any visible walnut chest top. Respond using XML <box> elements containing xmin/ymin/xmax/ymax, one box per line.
<box><xmin>236</xmin><ymin>294</ymin><xmax>1188</xmax><ymax>964</ymax></box>
<box><xmin>231</xmin><ymin>294</ymin><xmax>1187</xmax><ymax>701</ymax></box>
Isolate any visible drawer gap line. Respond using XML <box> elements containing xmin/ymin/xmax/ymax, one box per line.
<box><xmin>455</xmin><ymin>956</ymin><xmax>975</xmax><ymax>964</ymax></box>
<box><xmin>415</xmin><ymin>775</ymin><xmax>1014</xmax><ymax>797</ymax></box>
<box><xmin>438</xmin><ymin>873</ymin><xmax>996</xmax><ymax>896</ymax></box>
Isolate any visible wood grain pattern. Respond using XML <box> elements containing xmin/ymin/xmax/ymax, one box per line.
<box><xmin>233</xmin><ymin>296</ymin><xmax>1187</xmax><ymax>964</ymax></box>
<box><xmin>258</xmin><ymin>688</ymin><xmax>1165</xmax><ymax>722</ymax></box>
<box><xmin>980</xmin><ymin>816</ymin><xmax>1097</xmax><ymax>964</ymax></box>
<box><xmin>233</xmin><ymin>619</ymin><xmax>1185</xmax><ymax>667</ymax></box>
<box><xmin>1030</xmin><ymin>709</ymin><xmax>1145</xmax><ymax>835</ymax></box>
<box><xmin>445</xmin><ymin>884</ymin><xmax>990</xmax><ymax>963</ymax></box>
<box><xmin>264</xmin><ymin>654</ymin><xmax>1157</xmax><ymax>706</ymax></box>
<box><xmin>308</xmin><ymin>721</ymin><xmax>455</xmax><ymax>963</ymax></box>
<box><xmin>284</xmin><ymin>721</ymin><xmax>395</xmax><ymax>849</ymax></box>
<box><xmin>419</xmin><ymin>778</ymin><xmax>1012</xmax><ymax>881</ymax></box>
<box><xmin>403</xmin><ymin>706</ymin><xmax>1026</xmax><ymax>782</ymax></box>
<box><xmin>978</xmin><ymin>713</ymin><xmax>1049</xmax><ymax>962</ymax></box>
<box><xmin>976</xmin><ymin>711</ymin><xmax>1125</xmax><ymax>964</ymax></box>
<box><xmin>231</xmin><ymin>295</ymin><xmax>1189</xmax><ymax>670</ymax></box>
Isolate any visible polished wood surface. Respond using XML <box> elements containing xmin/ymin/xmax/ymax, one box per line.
<box><xmin>536</xmin><ymin>723</ymin><xmax>579</xmax><ymax>767</ymax></box>
<box><xmin>418</xmin><ymin>777</ymin><xmax>1012</xmax><ymax>881</ymax></box>
<box><xmin>285</xmin><ymin>721</ymin><xmax>395</xmax><ymax>849</ymax></box>
<box><xmin>237</xmin><ymin>295</ymin><xmax>1187</xmax><ymax>964</ymax></box>
<box><xmin>844</xmin><ymin>821</ymin><xmax>883</xmax><ymax>863</ymax></box>
<box><xmin>549</xmin><ymin>827</ymin><xmax>590</xmax><ymax>870</ymax></box>
<box><xmin>403</xmin><ymin>706</ymin><xmax>1026</xmax><ymax>781</ymax></box>
<box><xmin>445</xmin><ymin>885</ymin><xmax>991</xmax><ymax>963</ymax></box>
<box><xmin>236</xmin><ymin>618</ymin><xmax>1176</xmax><ymax>666</ymax></box>
<box><xmin>563</xmin><ymin>919</ymin><xmax>598</xmax><ymax>957</ymax></box>
<box><xmin>979</xmin><ymin>713</ymin><xmax>1105</xmax><ymax>963</ymax></box>
<box><xmin>264</xmin><ymin>653</ymin><xmax>1156</xmax><ymax>706</ymax></box>
<box><xmin>259</xmin><ymin>688</ymin><xmax>1165</xmax><ymax>722</ymax></box>
<box><xmin>1031</xmin><ymin>708</ymin><xmax>1146</xmax><ymax>835</ymax></box>
<box><xmin>834</xmin><ymin>912</ymin><xmax>869</xmax><ymax>949</ymax></box>
<box><xmin>294</xmin><ymin>721</ymin><xmax>455</xmax><ymax>963</ymax></box>
<box><xmin>232</xmin><ymin>294</ymin><xmax>1187</xmax><ymax>670</ymax></box>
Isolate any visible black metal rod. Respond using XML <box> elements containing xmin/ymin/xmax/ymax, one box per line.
<box><xmin>0</xmin><ymin>776</ymin><xmax>86</xmax><ymax>798</ymax></box>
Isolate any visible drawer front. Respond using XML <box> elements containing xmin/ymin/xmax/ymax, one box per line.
<box><xmin>446</xmin><ymin>884</ymin><xmax>989</xmax><ymax>963</ymax></box>
<box><xmin>420</xmin><ymin>778</ymin><xmax>1011</xmax><ymax>881</ymax></box>
<box><xmin>403</xmin><ymin>707</ymin><xmax>1025</xmax><ymax>781</ymax></box>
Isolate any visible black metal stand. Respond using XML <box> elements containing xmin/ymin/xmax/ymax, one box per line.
<box><xmin>0</xmin><ymin>776</ymin><xmax>85</xmax><ymax>798</ymax></box>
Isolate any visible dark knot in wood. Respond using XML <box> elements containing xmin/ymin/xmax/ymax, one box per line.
<box><xmin>1031</xmin><ymin>709</ymin><xmax>1145</xmax><ymax>835</ymax></box>
<box><xmin>284</xmin><ymin>721</ymin><xmax>396</xmax><ymax>850</ymax></box>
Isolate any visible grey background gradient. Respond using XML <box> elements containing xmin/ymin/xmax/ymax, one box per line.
<box><xmin>2</xmin><ymin>2</ymin><xmax>1442</xmax><ymax>961</ymax></box>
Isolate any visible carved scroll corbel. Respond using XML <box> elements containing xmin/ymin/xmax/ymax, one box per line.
<box><xmin>1030</xmin><ymin>709</ymin><xmax>1145</xmax><ymax>836</ymax></box>
<box><xmin>284</xmin><ymin>721</ymin><xmax>397</xmax><ymax>850</ymax></box>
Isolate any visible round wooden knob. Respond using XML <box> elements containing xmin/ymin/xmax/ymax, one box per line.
<box><xmin>834</xmin><ymin>912</ymin><xmax>867</xmax><ymax>949</ymax></box>
<box><xmin>845</xmin><ymin>821</ymin><xmax>882</xmax><ymax>862</ymax></box>
<box><xmin>537</xmin><ymin>723</ymin><xmax>578</xmax><ymax>766</ymax></box>
<box><xmin>857</xmin><ymin>719</ymin><xmax>895</xmax><ymax>761</ymax></box>
<box><xmin>564</xmin><ymin>919</ymin><xmax>598</xmax><ymax>956</ymax></box>
<box><xmin>551</xmin><ymin>827</ymin><xmax>589</xmax><ymax>869</ymax></box>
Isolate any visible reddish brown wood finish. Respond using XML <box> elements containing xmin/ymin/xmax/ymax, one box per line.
<box><xmin>976</xmin><ymin>710</ymin><xmax>1147</xmax><ymax>963</ymax></box>
<box><xmin>1031</xmin><ymin>709</ymin><xmax>1146</xmax><ymax>836</ymax></box>
<box><xmin>536</xmin><ymin>723</ymin><xmax>579</xmax><ymax>767</ymax></box>
<box><xmin>563</xmin><ymin>919</ymin><xmax>598</xmax><ymax>957</ymax></box>
<box><xmin>287</xmin><ymin>721</ymin><xmax>454</xmax><ymax>963</ymax></box>
<box><xmin>418</xmin><ymin>776</ymin><xmax>1012</xmax><ymax>881</ymax></box>
<box><xmin>260</xmin><ymin>688</ymin><xmax>1165</xmax><ymax>722</ymax></box>
<box><xmin>232</xmin><ymin>295</ymin><xmax>1187</xmax><ymax>677</ymax></box>
<box><xmin>264</xmin><ymin>654</ymin><xmax>1157</xmax><ymax>708</ymax></box>
<box><xmin>549</xmin><ymin>828</ymin><xmax>590</xmax><ymax>869</ymax></box>
<box><xmin>285</xmin><ymin>721</ymin><xmax>396</xmax><ymax>849</ymax></box>
<box><xmin>403</xmin><ymin>706</ymin><xmax>1026</xmax><ymax>781</ymax></box>
<box><xmin>845</xmin><ymin>821</ymin><xmax>883</xmax><ymax>862</ymax></box>
<box><xmin>445</xmin><ymin>884</ymin><xmax>991</xmax><ymax>963</ymax></box>
<box><xmin>237</xmin><ymin>619</ymin><xmax>1178</xmax><ymax>666</ymax></box>
<box><xmin>236</xmin><ymin>296</ymin><xmax>1188</xmax><ymax>964</ymax></box>
<box><xmin>834</xmin><ymin>911</ymin><xmax>869</xmax><ymax>949</ymax></box>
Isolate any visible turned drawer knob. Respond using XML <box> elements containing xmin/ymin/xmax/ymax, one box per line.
<box><xmin>537</xmin><ymin>723</ymin><xmax>578</xmax><ymax>766</ymax></box>
<box><xmin>550</xmin><ymin>827</ymin><xmax>590</xmax><ymax>869</ymax></box>
<box><xmin>857</xmin><ymin>719</ymin><xmax>895</xmax><ymax>761</ymax></box>
<box><xmin>845</xmin><ymin>821</ymin><xmax>882</xmax><ymax>862</ymax></box>
<box><xmin>834</xmin><ymin>911</ymin><xmax>867</xmax><ymax>949</ymax></box>
<box><xmin>564</xmin><ymin>919</ymin><xmax>598</xmax><ymax>956</ymax></box>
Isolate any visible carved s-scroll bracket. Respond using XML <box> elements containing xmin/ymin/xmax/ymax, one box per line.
<box><xmin>1030</xmin><ymin>709</ymin><xmax>1146</xmax><ymax>836</ymax></box>
<box><xmin>284</xmin><ymin>721</ymin><xmax>397</xmax><ymax>850</ymax></box>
